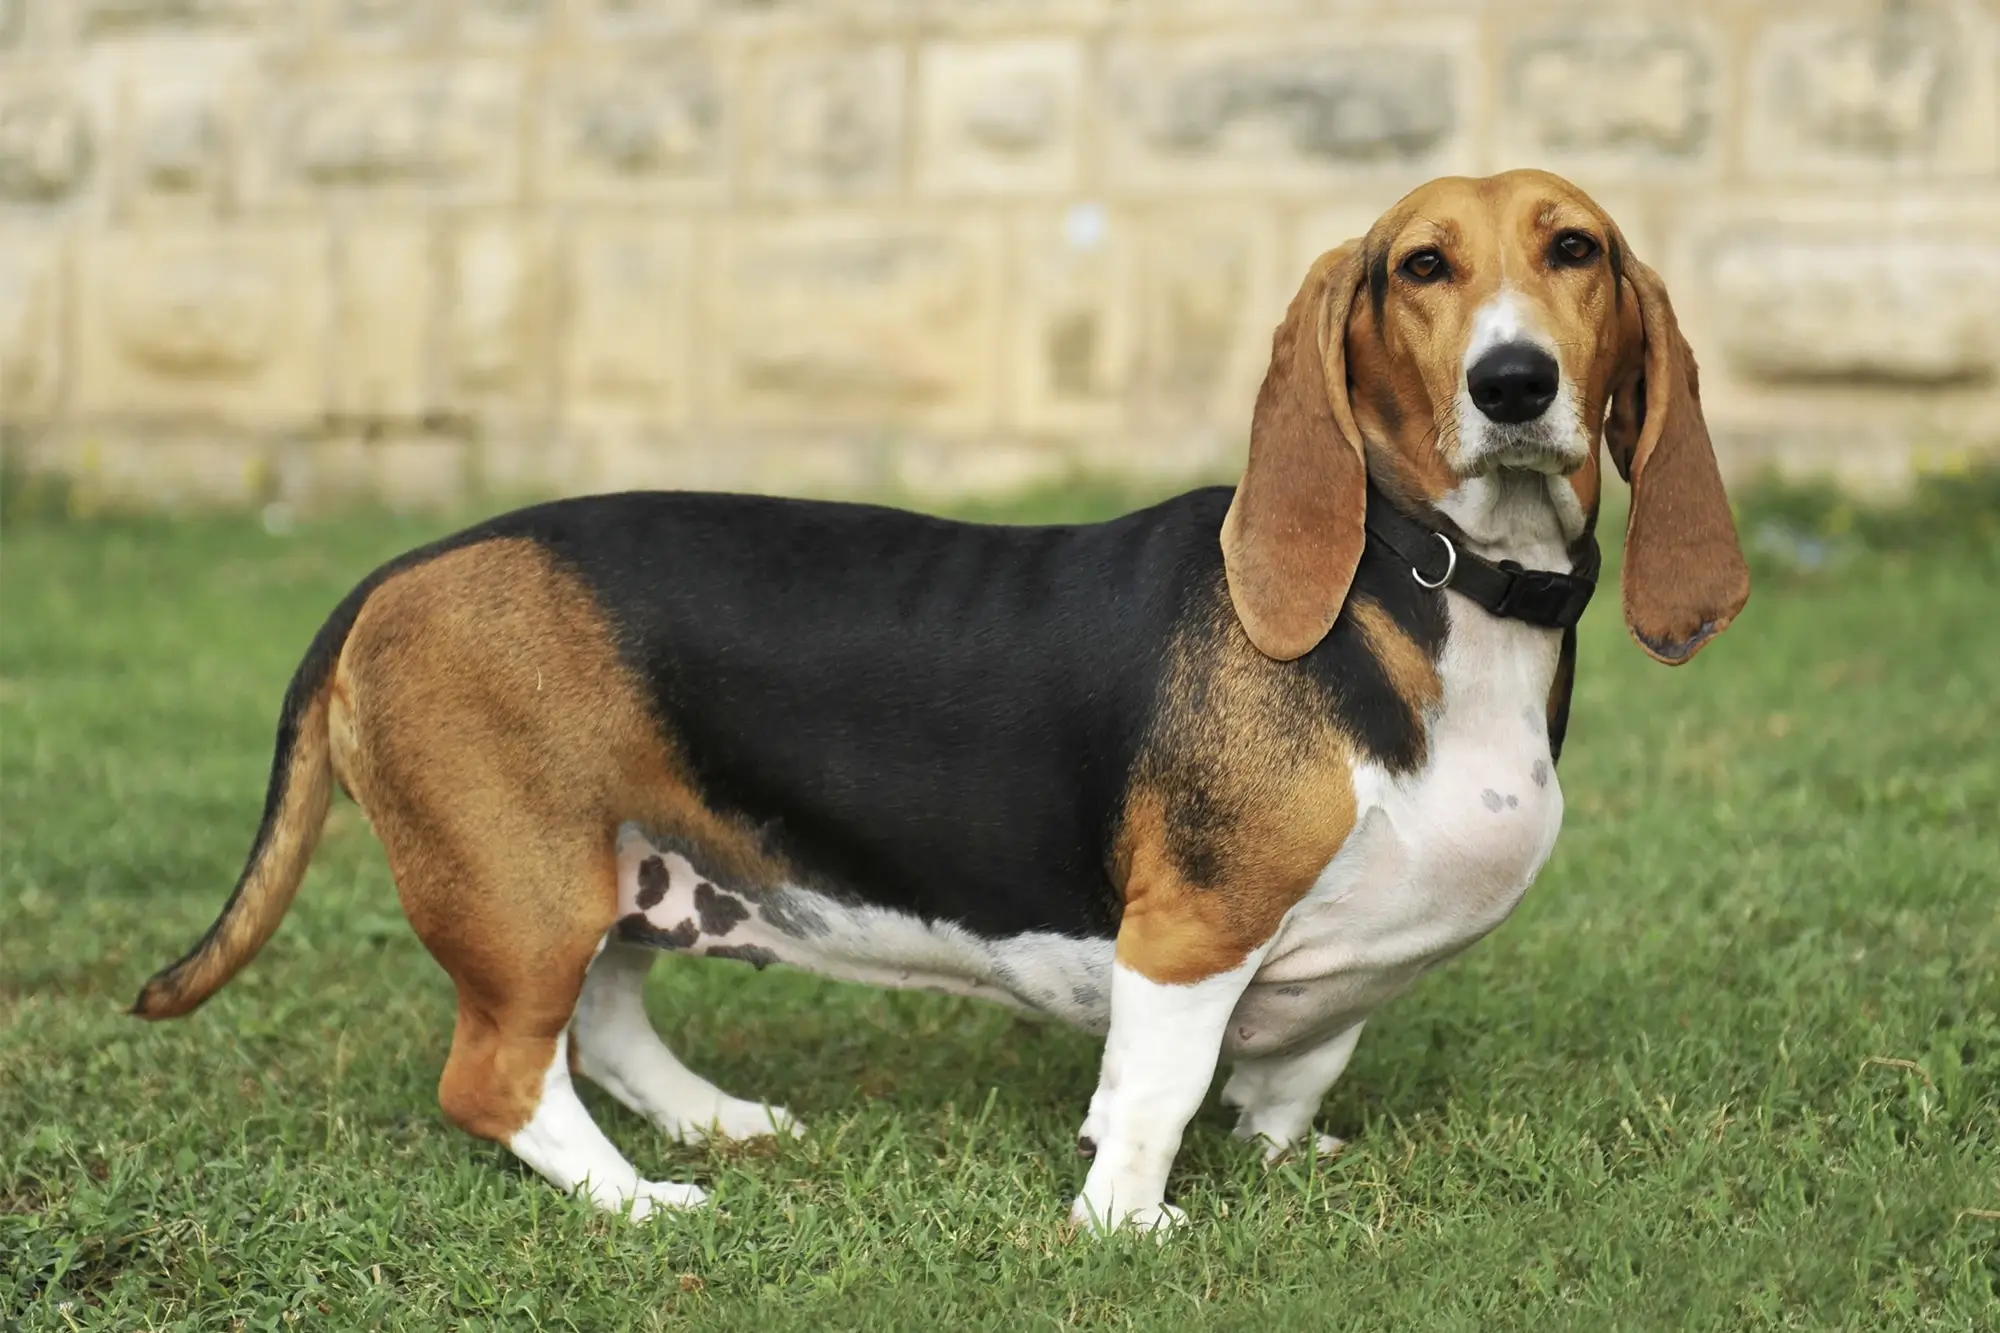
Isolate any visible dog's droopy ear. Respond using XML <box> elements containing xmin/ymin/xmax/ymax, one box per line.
<box><xmin>1603</xmin><ymin>256</ymin><xmax>1750</xmax><ymax>665</ymax></box>
<box><xmin>1222</xmin><ymin>243</ymin><xmax>1368</xmax><ymax>662</ymax></box>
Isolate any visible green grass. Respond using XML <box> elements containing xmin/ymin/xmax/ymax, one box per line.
<box><xmin>3</xmin><ymin>475</ymin><xmax>1998</xmax><ymax>1331</ymax></box>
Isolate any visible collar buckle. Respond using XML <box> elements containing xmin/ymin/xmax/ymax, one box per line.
<box><xmin>1361</xmin><ymin>483</ymin><xmax>1599</xmax><ymax>631</ymax></box>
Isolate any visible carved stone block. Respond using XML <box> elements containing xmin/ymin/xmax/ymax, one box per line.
<box><xmin>1700</xmin><ymin>230</ymin><xmax>2000</xmax><ymax>387</ymax></box>
<box><xmin>444</xmin><ymin>221</ymin><xmax>551</xmax><ymax>408</ymax></box>
<box><xmin>909</xmin><ymin>0</ymin><xmax>1112</xmax><ymax>30</ymax></box>
<box><xmin>564</xmin><ymin>220</ymin><xmax>693</xmax><ymax>422</ymax></box>
<box><xmin>0</xmin><ymin>93</ymin><xmax>94</xmax><ymax>206</ymax></box>
<box><xmin>137</xmin><ymin>104</ymin><xmax>225</xmax><ymax>198</ymax></box>
<box><xmin>261</xmin><ymin>66</ymin><xmax>522</xmax><ymax>206</ymax></box>
<box><xmin>1502</xmin><ymin>21</ymin><xmax>1717</xmax><ymax>170</ymax></box>
<box><xmin>331</xmin><ymin>223</ymin><xmax>435</xmax><ymax>419</ymax></box>
<box><xmin>1748</xmin><ymin>4</ymin><xmax>1998</xmax><ymax>176</ymax></box>
<box><xmin>73</xmin><ymin>434</ymin><xmax>272</xmax><ymax>509</ymax></box>
<box><xmin>1009</xmin><ymin>205</ymin><xmax>1136</xmax><ymax>434</ymax></box>
<box><xmin>707</xmin><ymin>0</ymin><xmax>906</xmax><ymax>31</ymax></box>
<box><xmin>0</xmin><ymin>233</ymin><xmax>63</xmax><ymax>419</ymax></box>
<box><xmin>890</xmin><ymin>437</ymin><xmax>1070</xmax><ymax>502</ymax></box>
<box><xmin>710</xmin><ymin>217</ymin><xmax>999</xmax><ymax>429</ymax></box>
<box><xmin>1137</xmin><ymin>209</ymin><xmax>1283</xmax><ymax>431</ymax></box>
<box><xmin>331</xmin><ymin>0</ymin><xmax>447</xmax><ymax>45</ymax></box>
<box><xmin>747</xmin><ymin>44</ymin><xmax>906</xmax><ymax>199</ymax></box>
<box><xmin>73</xmin><ymin>227</ymin><xmax>328</xmax><ymax>423</ymax></box>
<box><xmin>591</xmin><ymin>432</ymin><xmax>884</xmax><ymax>501</ymax></box>
<box><xmin>540</xmin><ymin>57</ymin><xmax>723</xmax><ymax>202</ymax></box>
<box><xmin>79</xmin><ymin>0</ymin><xmax>269</xmax><ymax>35</ymax></box>
<box><xmin>370</xmin><ymin>436</ymin><xmax>469</xmax><ymax>510</ymax></box>
<box><xmin>918</xmin><ymin>39</ymin><xmax>1084</xmax><ymax>195</ymax></box>
<box><xmin>583</xmin><ymin>0</ymin><xmax>700</xmax><ymax>40</ymax></box>
<box><xmin>461</xmin><ymin>0</ymin><xmax>552</xmax><ymax>45</ymax></box>
<box><xmin>1287</xmin><ymin>202</ymin><xmax>1394</xmax><ymax>291</ymax></box>
<box><xmin>1106</xmin><ymin>28</ymin><xmax>1473</xmax><ymax>190</ymax></box>
<box><xmin>1133</xmin><ymin>0</ymin><xmax>1317</xmax><ymax>14</ymax></box>
<box><xmin>117</xmin><ymin>69</ymin><xmax>244</xmax><ymax>218</ymax></box>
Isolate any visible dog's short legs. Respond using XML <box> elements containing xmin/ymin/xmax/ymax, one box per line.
<box><xmin>334</xmin><ymin>550</ymin><xmax>716</xmax><ymax>1219</ymax></box>
<box><xmin>1221</xmin><ymin>1021</ymin><xmax>1364</xmax><ymax>1164</ymax></box>
<box><xmin>372</xmin><ymin>804</ymin><xmax>706</xmax><ymax>1218</ymax></box>
<box><xmin>427</xmin><ymin>931</ymin><xmax>709</xmax><ymax>1221</ymax></box>
<box><xmin>505</xmin><ymin>1028</ymin><xmax>708</xmax><ymax>1218</ymax></box>
<box><xmin>572</xmin><ymin>941</ymin><xmax>799</xmax><ymax>1143</ymax></box>
<box><xmin>431</xmin><ymin>972</ymin><xmax>706</xmax><ymax>1220</ymax></box>
<box><xmin>1071</xmin><ymin>950</ymin><xmax>1267</xmax><ymax>1234</ymax></box>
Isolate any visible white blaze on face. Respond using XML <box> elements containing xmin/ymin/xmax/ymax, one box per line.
<box><xmin>1467</xmin><ymin>288</ymin><xmax>1533</xmax><ymax>356</ymax></box>
<box><xmin>1454</xmin><ymin>287</ymin><xmax>1589</xmax><ymax>475</ymax></box>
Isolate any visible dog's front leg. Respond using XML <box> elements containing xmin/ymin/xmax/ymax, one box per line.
<box><xmin>1070</xmin><ymin>947</ymin><xmax>1269</xmax><ymax>1234</ymax></box>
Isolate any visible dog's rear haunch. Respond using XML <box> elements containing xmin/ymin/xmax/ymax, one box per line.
<box><xmin>137</xmin><ymin>171</ymin><xmax>1746</xmax><ymax>1233</ymax></box>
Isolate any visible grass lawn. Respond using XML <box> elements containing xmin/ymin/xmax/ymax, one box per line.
<box><xmin>3</xmin><ymin>476</ymin><xmax>1997</xmax><ymax>1331</ymax></box>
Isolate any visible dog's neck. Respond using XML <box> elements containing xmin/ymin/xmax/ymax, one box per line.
<box><xmin>1434</xmin><ymin>468</ymin><xmax>1585</xmax><ymax>574</ymax></box>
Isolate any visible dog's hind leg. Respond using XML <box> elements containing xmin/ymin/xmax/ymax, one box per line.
<box><xmin>396</xmin><ymin>834</ymin><xmax>707</xmax><ymax>1221</ymax></box>
<box><xmin>573</xmin><ymin>941</ymin><xmax>800</xmax><ymax>1144</ymax></box>
<box><xmin>335</xmin><ymin>537</ymin><xmax>709</xmax><ymax>1219</ymax></box>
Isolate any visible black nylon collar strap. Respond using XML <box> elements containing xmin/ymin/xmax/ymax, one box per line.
<box><xmin>1363</xmin><ymin>488</ymin><xmax>1600</xmax><ymax>631</ymax></box>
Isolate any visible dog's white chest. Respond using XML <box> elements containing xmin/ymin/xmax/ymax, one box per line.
<box><xmin>1228</xmin><ymin>606</ymin><xmax>1566</xmax><ymax>1058</ymax></box>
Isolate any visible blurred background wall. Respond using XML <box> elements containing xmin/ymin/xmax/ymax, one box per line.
<box><xmin>2</xmin><ymin>0</ymin><xmax>1997</xmax><ymax>511</ymax></box>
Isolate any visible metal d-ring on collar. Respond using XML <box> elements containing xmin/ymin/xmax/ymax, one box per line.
<box><xmin>1411</xmin><ymin>531</ymin><xmax>1457</xmax><ymax>590</ymax></box>
<box><xmin>1362</xmin><ymin>485</ymin><xmax>1600</xmax><ymax>631</ymax></box>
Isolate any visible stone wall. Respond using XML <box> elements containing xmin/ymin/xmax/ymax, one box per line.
<box><xmin>3</xmin><ymin>0</ymin><xmax>1997</xmax><ymax>511</ymax></box>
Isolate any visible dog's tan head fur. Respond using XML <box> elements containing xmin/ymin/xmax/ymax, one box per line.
<box><xmin>1223</xmin><ymin>169</ymin><xmax>1749</xmax><ymax>665</ymax></box>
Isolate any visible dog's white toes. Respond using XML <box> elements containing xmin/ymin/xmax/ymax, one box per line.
<box><xmin>1128</xmin><ymin>1202</ymin><xmax>1188</xmax><ymax>1236</ymax></box>
<box><xmin>760</xmin><ymin>1106</ymin><xmax>805</xmax><ymax>1139</ymax></box>
<box><xmin>1068</xmin><ymin>1196</ymin><xmax>1188</xmax><ymax>1238</ymax></box>
<box><xmin>1259</xmin><ymin>1131</ymin><xmax>1347</xmax><ymax>1166</ymax></box>
<box><xmin>626</xmin><ymin>1179</ymin><xmax>710</xmax><ymax>1222</ymax></box>
<box><xmin>665</xmin><ymin>1099</ymin><xmax>801</xmax><ymax>1144</ymax></box>
<box><xmin>711</xmin><ymin>1100</ymin><xmax>801</xmax><ymax>1142</ymax></box>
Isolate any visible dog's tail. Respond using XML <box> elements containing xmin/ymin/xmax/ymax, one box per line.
<box><xmin>131</xmin><ymin>578</ymin><xmax>377</xmax><ymax>1020</ymax></box>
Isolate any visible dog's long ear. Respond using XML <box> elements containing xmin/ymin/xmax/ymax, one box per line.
<box><xmin>1222</xmin><ymin>243</ymin><xmax>1368</xmax><ymax>661</ymax></box>
<box><xmin>1603</xmin><ymin>255</ymin><xmax>1750</xmax><ymax>665</ymax></box>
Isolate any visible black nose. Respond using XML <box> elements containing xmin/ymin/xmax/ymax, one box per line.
<box><xmin>1467</xmin><ymin>344</ymin><xmax>1559</xmax><ymax>424</ymax></box>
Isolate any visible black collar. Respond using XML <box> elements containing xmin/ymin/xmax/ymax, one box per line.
<box><xmin>1364</xmin><ymin>486</ymin><xmax>1600</xmax><ymax>631</ymax></box>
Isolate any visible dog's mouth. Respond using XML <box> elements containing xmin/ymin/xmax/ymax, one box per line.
<box><xmin>1456</xmin><ymin>428</ymin><xmax>1588</xmax><ymax>478</ymax></box>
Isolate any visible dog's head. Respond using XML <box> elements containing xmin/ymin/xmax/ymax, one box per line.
<box><xmin>1222</xmin><ymin>169</ymin><xmax>1749</xmax><ymax>665</ymax></box>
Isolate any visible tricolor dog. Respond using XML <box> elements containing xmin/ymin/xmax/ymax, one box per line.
<box><xmin>136</xmin><ymin>171</ymin><xmax>1749</xmax><ymax>1233</ymax></box>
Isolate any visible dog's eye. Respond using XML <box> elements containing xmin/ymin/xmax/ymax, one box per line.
<box><xmin>1399</xmin><ymin>248</ymin><xmax>1448</xmax><ymax>283</ymax></box>
<box><xmin>1551</xmin><ymin>231</ymin><xmax>1600</xmax><ymax>266</ymax></box>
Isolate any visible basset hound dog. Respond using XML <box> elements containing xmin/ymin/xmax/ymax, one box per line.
<box><xmin>135</xmin><ymin>170</ymin><xmax>1749</xmax><ymax>1233</ymax></box>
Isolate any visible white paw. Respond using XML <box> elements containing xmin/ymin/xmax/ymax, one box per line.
<box><xmin>576</xmin><ymin>1176</ymin><xmax>709</xmax><ymax>1221</ymax></box>
<box><xmin>666</xmin><ymin>1100</ymin><xmax>802</xmax><ymax>1144</ymax></box>
<box><xmin>1069</xmin><ymin>1195</ymin><xmax>1188</xmax><ymax>1237</ymax></box>
<box><xmin>1125</xmin><ymin>1202</ymin><xmax>1188</xmax><ymax>1235</ymax></box>
<box><xmin>1254</xmin><ymin>1129</ymin><xmax>1346</xmax><ymax>1165</ymax></box>
<box><xmin>625</xmin><ymin>1179</ymin><xmax>710</xmax><ymax>1222</ymax></box>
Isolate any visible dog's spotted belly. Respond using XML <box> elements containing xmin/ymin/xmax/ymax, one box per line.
<box><xmin>613</xmin><ymin>827</ymin><xmax>1116</xmax><ymax>1033</ymax></box>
